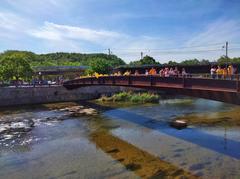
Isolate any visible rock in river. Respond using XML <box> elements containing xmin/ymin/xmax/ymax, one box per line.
<box><xmin>59</xmin><ymin>106</ymin><xmax>98</xmax><ymax>117</ymax></box>
<box><xmin>170</xmin><ymin>120</ymin><xmax>187</xmax><ymax>130</ymax></box>
<box><xmin>0</xmin><ymin>119</ymin><xmax>35</xmax><ymax>140</ymax></box>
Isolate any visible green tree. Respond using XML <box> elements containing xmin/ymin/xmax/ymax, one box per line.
<box><xmin>199</xmin><ymin>59</ymin><xmax>210</xmax><ymax>65</ymax></box>
<box><xmin>0</xmin><ymin>51</ymin><xmax>126</xmax><ymax>68</ymax></box>
<box><xmin>0</xmin><ymin>54</ymin><xmax>33</xmax><ymax>82</ymax></box>
<box><xmin>89</xmin><ymin>58</ymin><xmax>111</xmax><ymax>74</ymax></box>
<box><xmin>180</xmin><ymin>59</ymin><xmax>200</xmax><ymax>65</ymax></box>
<box><xmin>129</xmin><ymin>60</ymin><xmax>141</xmax><ymax>66</ymax></box>
<box><xmin>217</xmin><ymin>56</ymin><xmax>240</xmax><ymax>64</ymax></box>
<box><xmin>129</xmin><ymin>55</ymin><xmax>159</xmax><ymax>66</ymax></box>
<box><xmin>140</xmin><ymin>55</ymin><xmax>159</xmax><ymax>65</ymax></box>
<box><xmin>167</xmin><ymin>60</ymin><xmax>178</xmax><ymax>65</ymax></box>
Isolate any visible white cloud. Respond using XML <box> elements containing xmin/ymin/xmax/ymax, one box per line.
<box><xmin>29</xmin><ymin>22</ymin><xmax>126</xmax><ymax>43</ymax></box>
<box><xmin>185</xmin><ymin>19</ymin><xmax>240</xmax><ymax>47</ymax></box>
<box><xmin>0</xmin><ymin>12</ymin><xmax>29</xmax><ymax>31</ymax></box>
<box><xmin>0</xmin><ymin>11</ymin><xmax>33</xmax><ymax>42</ymax></box>
<box><xmin>4</xmin><ymin>0</ymin><xmax>68</xmax><ymax>14</ymax></box>
<box><xmin>28</xmin><ymin>21</ymin><xmax>176</xmax><ymax>61</ymax></box>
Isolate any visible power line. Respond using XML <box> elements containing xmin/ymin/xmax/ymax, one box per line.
<box><xmin>113</xmin><ymin>48</ymin><xmax>223</xmax><ymax>55</ymax></box>
<box><xmin>111</xmin><ymin>42</ymin><xmax>225</xmax><ymax>52</ymax></box>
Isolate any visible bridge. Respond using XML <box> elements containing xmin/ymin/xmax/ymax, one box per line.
<box><xmin>63</xmin><ymin>75</ymin><xmax>240</xmax><ymax>105</ymax></box>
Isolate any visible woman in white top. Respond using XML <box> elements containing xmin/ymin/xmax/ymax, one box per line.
<box><xmin>210</xmin><ymin>67</ymin><xmax>216</xmax><ymax>79</ymax></box>
<box><xmin>182</xmin><ymin>68</ymin><xmax>187</xmax><ymax>77</ymax></box>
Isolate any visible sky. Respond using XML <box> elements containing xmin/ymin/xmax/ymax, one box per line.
<box><xmin>0</xmin><ymin>0</ymin><xmax>240</xmax><ymax>63</ymax></box>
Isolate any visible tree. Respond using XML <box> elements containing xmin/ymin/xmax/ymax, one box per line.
<box><xmin>0</xmin><ymin>51</ymin><xmax>126</xmax><ymax>68</ymax></box>
<box><xmin>140</xmin><ymin>55</ymin><xmax>159</xmax><ymax>65</ymax></box>
<box><xmin>0</xmin><ymin>54</ymin><xmax>33</xmax><ymax>82</ymax></box>
<box><xmin>129</xmin><ymin>60</ymin><xmax>141</xmax><ymax>66</ymax></box>
<box><xmin>167</xmin><ymin>60</ymin><xmax>178</xmax><ymax>65</ymax></box>
<box><xmin>217</xmin><ymin>56</ymin><xmax>240</xmax><ymax>64</ymax></box>
<box><xmin>89</xmin><ymin>58</ymin><xmax>111</xmax><ymax>74</ymax></box>
<box><xmin>129</xmin><ymin>55</ymin><xmax>159</xmax><ymax>66</ymax></box>
<box><xmin>199</xmin><ymin>59</ymin><xmax>210</xmax><ymax>65</ymax></box>
<box><xmin>180</xmin><ymin>59</ymin><xmax>200</xmax><ymax>65</ymax></box>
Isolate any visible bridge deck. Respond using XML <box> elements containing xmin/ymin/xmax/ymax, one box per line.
<box><xmin>63</xmin><ymin>75</ymin><xmax>240</xmax><ymax>105</ymax></box>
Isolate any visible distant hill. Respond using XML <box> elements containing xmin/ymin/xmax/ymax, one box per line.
<box><xmin>0</xmin><ymin>50</ymin><xmax>126</xmax><ymax>67</ymax></box>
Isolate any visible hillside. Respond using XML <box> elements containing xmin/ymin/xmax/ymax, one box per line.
<box><xmin>0</xmin><ymin>50</ymin><xmax>126</xmax><ymax>68</ymax></box>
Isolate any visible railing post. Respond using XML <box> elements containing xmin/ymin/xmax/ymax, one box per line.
<box><xmin>236</xmin><ymin>75</ymin><xmax>240</xmax><ymax>92</ymax></box>
<box><xmin>182</xmin><ymin>75</ymin><xmax>185</xmax><ymax>88</ymax></box>
<box><xmin>150</xmin><ymin>75</ymin><xmax>153</xmax><ymax>86</ymax></box>
<box><xmin>112</xmin><ymin>76</ymin><xmax>115</xmax><ymax>85</ymax></box>
<box><xmin>128</xmin><ymin>75</ymin><xmax>131</xmax><ymax>85</ymax></box>
<box><xmin>102</xmin><ymin>77</ymin><xmax>105</xmax><ymax>84</ymax></box>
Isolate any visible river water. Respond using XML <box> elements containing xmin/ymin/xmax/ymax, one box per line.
<box><xmin>0</xmin><ymin>96</ymin><xmax>240</xmax><ymax>178</ymax></box>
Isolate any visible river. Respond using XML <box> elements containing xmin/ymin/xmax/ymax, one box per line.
<box><xmin>0</xmin><ymin>96</ymin><xmax>240</xmax><ymax>178</ymax></box>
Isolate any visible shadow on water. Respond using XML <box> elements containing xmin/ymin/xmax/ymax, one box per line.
<box><xmin>85</xmin><ymin>101</ymin><xmax>240</xmax><ymax>160</ymax></box>
<box><xmin>90</xmin><ymin>131</ymin><xmax>198</xmax><ymax>178</ymax></box>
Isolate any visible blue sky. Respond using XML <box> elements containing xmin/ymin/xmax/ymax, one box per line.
<box><xmin>0</xmin><ymin>0</ymin><xmax>240</xmax><ymax>63</ymax></box>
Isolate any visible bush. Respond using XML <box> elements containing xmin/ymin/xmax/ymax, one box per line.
<box><xmin>97</xmin><ymin>91</ymin><xmax>160</xmax><ymax>103</ymax></box>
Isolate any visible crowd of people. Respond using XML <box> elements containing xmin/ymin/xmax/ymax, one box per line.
<box><xmin>92</xmin><ymin>65</ymin><xmax>238</xmax><ymax>81</ymax></box>
<box><xmin>210</xmin><ymin>64</ymin><xmax>237</xmax><ymax>80</ymax></box>
<box><xmin>117</xmin><ymin>67</ymin><xmax>188</xmax><ymax>77</ymax></box>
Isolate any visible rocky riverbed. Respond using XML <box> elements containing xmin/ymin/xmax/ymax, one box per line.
<box><xmin>0</xmin><ymin>105</ymin><xmax>98</xmax><ymax>144</ymax></box>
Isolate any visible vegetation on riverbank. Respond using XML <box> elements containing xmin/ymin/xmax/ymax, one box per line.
<box><xmin>97</xmin><ymin>91</ymin><xmax>160</xmax><ymax>103</ymax></box>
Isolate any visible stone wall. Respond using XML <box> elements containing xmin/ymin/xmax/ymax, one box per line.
<box><xmin>0</xmin><ymin>86</ymin><xmax>131</xmax><ymax>107</ymax></box>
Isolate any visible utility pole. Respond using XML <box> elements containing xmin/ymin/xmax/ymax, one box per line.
<box><xmin>141</xmin><ymin>52</ymin><xmax>143</xmax><ymax>60</ymax></box>
<box><xmin>225</xmin><ymin>41</ymin><xmax>228</xmax><ymax>58</ymax></box>
<box><xmin>108</xmin><ymin>48</ymin><xmax>111</xmax><ymax>56</ymax></box>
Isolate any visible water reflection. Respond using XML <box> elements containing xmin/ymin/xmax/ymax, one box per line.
<box><xmin>103</xmin><ymin>98</ymin><xmax>240</xmax><ymax>160</ymax></box>
<box><xmin>0</xmin><ymin>97</ymin><xmax>240</xmax><ymax>178</ymax></box>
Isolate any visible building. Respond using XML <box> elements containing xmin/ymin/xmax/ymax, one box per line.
<box><xmin>33</xmin><ymin>66</ymin><xmax>88</xmax><ymax>81</ymax></box>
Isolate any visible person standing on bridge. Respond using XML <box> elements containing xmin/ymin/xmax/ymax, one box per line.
<box><xmin>210</xmin><ymin>66</ymin><xmax>216</xmax><ymax>79</ymax></box>
<box><xmin>174</xmin><ymin>67</ymin><xmax>179</xmax><ymax>77</ymax></box>
<box><xmin>216</xmin><ymin>66</ymin><xmax>223</xmax><ymax>79</ymax></box>
<box><xmin>123</xmin><ymin>70</ymin><xmax>131</xmax><ymax>76</ymax></box>
<box><xmin>169</xmin><ymin>68</ymin><xmax>175</xmax><ymax>77</ymax></box>
<box><xmin>164</xmin><ymin>68</ymin><xmax>170</xmax><ymax>77</ymax></box>
<box><xmin>223</xmin><ymin>67</ymin><xmax>228</xmax><ymax>79</ymax></box>
<box><xmin>159</xmin><ymin>69</ymin><xmax>164</xmax><ymax>77</ymax></box>
<box><xmin>117</xmin><ymin>71</ymin><xmax>122</xmax><ymax>76</ymax></box>
<box><xmin>181</xmin><ymin>68</ymin><xmax>187</xmax><ymax>77</ymax></box>
<box><xmin>134</xmin><ymin>70</ymin><xmax>139</xmax><ymax>75</ymax></box>
<box><xmin>227</xmin><ymin>64</ymin><xmax>234</xmax><ymax>80</ymax></box>
<box><xmin>149</xmin><ymin>67</ymin><xmax>157</xmax><ymax>75</ymax></box>
<box><xmin>145</xmin><ymin>69</ymin><xmax>149</xmax><ymax>75</ymax></box>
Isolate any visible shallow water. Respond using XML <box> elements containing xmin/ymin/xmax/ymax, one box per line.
<box><xmin>0</xmin><ymin>97</ymin><xmax>240</xmax><ymax>178</ymax></box>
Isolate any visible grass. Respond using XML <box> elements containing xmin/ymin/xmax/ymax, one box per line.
<box><xmin>97</xmin><ymin>91</ymin><xmax>160</xmax><ymax>103</ymax></box>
